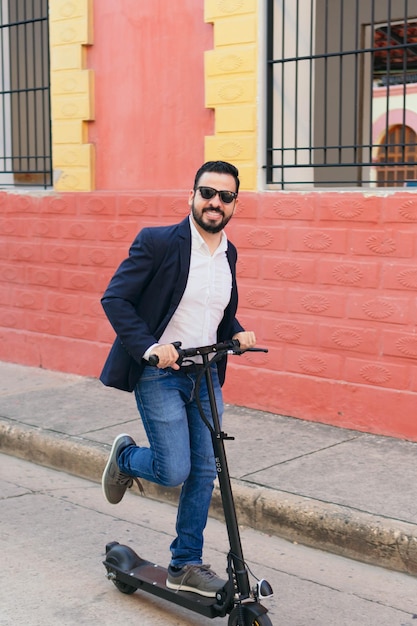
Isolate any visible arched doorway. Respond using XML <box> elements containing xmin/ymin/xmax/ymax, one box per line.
<box><xmin>376</xmin><ymin>124</ymin><xmax>417</xmax><ymax>186</ymax></box>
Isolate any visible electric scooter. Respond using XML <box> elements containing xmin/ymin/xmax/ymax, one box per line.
<box><xmin>103</xmin><ymin>339</ymin><xmax>274</xmax><ymax>626</ymax></box>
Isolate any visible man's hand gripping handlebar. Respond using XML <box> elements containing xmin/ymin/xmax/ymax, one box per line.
<box><xmin>148</xmin><ymin>339</ymin><xmax>267</xmax><ymax>368</ymax></box>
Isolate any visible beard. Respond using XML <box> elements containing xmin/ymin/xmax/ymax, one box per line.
<box><xmin>191</xmin><ymin>200</ymin><xmax>233</xmax><ymax>234</ymax></box>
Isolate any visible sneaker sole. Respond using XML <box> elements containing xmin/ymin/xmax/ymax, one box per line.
<box><xmin>102</xmin><ymin>433</ymin><xmax>131</xmax><ymax>504</ymax></box>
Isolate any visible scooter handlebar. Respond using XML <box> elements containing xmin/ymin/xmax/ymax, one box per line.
<box><xmin>147</xmin><ymin>339</ymin><xmax>267</xmax><ymax>366</ymax></box>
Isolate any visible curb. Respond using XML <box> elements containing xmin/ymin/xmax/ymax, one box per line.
<box><xmin>1</xmin><ymin>418</ymin><xmax>417</xmax><ymax>577</ymax></box>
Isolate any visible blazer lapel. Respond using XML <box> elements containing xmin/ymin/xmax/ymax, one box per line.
<box><xmin>154</xmin><ymin>217</ymin><xmax>191</xmax><ymax>338</ymax></box>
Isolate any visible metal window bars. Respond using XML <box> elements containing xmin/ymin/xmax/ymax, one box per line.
<box><xmin>266</xmin><ymin>0</ymin><xmax>417</xmax><ymax>189</ymax></box>
<box><xmin>0</xmin><ymin>0</ymin><xmax>51</xmax><ymax>188</ymax></box>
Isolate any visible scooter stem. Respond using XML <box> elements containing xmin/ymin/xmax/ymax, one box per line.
<box><xmin>202</xmin><ymin>352</ymin><xmax>252</xmax><ymax>599</ymax></box>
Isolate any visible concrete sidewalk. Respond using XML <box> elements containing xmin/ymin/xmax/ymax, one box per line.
<box><xmin>1</xmin><ymin>360</ymin><xmax>416</xmax><ymax>577</ymax></box>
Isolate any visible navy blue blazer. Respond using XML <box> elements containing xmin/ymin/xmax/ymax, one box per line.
<box><xmin>100</xmin><ymin>217</ymin><xmax>244</xmax><ymax>392</ymax></box>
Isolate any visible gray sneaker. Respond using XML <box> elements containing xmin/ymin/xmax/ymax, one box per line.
<box><xmin>166</xmin><ymin>564</ymin><xmax>227</xmax><ymax>598</ymax></box>
<box><xmin>102</xmin><ymin>433</ymin><xmax>137</xmax><ymax>504</ymax></box>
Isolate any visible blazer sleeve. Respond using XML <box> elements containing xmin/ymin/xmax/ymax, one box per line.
<box><xmin>101</xmin><ymin>228</ymin><xmax>160</xmax><ymax>364</ymax></box>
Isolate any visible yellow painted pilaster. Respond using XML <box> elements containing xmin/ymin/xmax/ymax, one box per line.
<box><xmin>49</xmin><ymin>0</ymin><xmax>95</xmax><ymax>191</ymax></box>
<box><xmin>204</xmin><ymin>0</ymin><xmax>258</xmax><ymax>190</ymax></box>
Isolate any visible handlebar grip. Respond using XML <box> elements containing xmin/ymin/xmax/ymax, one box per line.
<box><xmin>148</xmin><ymin>341</ymin><xmax>182</xmax><ymax>367</ymax></box>
<box><xmin>148</xmin><ymin>354</ymin><xmax>159</xmax><ymax>366</ymax></box>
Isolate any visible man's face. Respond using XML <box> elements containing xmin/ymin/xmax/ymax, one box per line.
<box><xmin>189</xmin><ymin>172</ymin><xmax>238</xmax><ymax>234</ymax></box>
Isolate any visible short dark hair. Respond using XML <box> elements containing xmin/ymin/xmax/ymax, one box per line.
<box><xmin>194</xmin><ymin>160</ymin><xmax>240</xmax><ymax>193</ymax></box>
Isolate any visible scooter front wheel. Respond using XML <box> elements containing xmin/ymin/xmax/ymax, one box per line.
<box><xmin>228</xmin><ymin>605</ymin><xmax>273</xmax><ymax>626</ymax></box>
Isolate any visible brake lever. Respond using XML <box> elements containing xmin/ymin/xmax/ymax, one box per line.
<box><xmin>232</xmin><ymin>347</ymin><xmax>268</xmax><ymax>355</ymax></box>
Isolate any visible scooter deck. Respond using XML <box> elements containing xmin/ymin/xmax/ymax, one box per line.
<box><xmin>104</xmin><ymin>543</ymin><xmax>228</xmax><ymax>618</ymax></box>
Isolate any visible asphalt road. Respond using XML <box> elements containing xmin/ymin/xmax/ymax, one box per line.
<box><xmin>1</xmin><ymin>453</ymin><xmax>416</xmax><ymax>626</ymax></box>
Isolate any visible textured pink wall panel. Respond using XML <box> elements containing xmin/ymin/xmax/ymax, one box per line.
<box><xmin>1</xmin><ymin>187</ymin><xmax>417</xmax><ymax>440</ymax></box>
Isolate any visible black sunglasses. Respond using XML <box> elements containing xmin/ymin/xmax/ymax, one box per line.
<box><xmin>196</xmin><ymin>186</ymin><xmax>237</xmax><ymax>204</ymax></box>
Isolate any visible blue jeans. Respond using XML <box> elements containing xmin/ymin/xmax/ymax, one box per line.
<box><xmin>117</xmin><ymin>364</ymin><xmax>223</xmax><ymax>568</ymax></box>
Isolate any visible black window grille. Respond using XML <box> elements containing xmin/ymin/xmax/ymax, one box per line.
<box><xmin>0</xmin><ymin>0</ymin><xmax>51</xmax><ymax>188</ymax></box>
<box><xmin>266</xmin><ymin>0</ymin><xmax>417</xmax><ymax>189</ymax></box>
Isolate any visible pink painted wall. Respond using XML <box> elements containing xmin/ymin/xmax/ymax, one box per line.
<box><xmin>87</xmin><ymin>0</ymin><xmax>214</xmax><ymax>190</ymax></box>
<box><xmin>1</xmin><ymin>2</ymin><xmax>417</xmax><ymax>441</ymax></box>
<box><xmin>223</xmin><ymin>191</ymin><xmax>417</xmax><ymax>441</ymax></box>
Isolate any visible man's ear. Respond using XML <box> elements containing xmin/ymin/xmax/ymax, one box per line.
<box><xmin>188</xmin><ymin>189</ymin><xmax>195</xmax><ymax>206</ymax></box>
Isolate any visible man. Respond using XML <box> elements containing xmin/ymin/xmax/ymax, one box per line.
<box><xmin>100</xmin><ymin>160</ymin><xmax>256</xmax><ymax>598</ymax></box>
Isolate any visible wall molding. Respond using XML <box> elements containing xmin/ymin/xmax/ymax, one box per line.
<box><xmin>49</xmin><ymin>0</ymin><xmax>95</xmax><ymax>191</ymax></box>
<box><xmin>204</xmin><ymin>0</ymin><xmax>258</xmax><ymax>190</ymax></box>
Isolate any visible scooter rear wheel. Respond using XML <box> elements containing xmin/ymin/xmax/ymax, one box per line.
<box><xmin>112</xmin><ymin>578</ymin><xmax>137</xmax><ymax>595</ymax></box>
<box><xmin>228</xmin><ymin>607</ymin><xmax>273</xmax><ymax>626</ymax></box>
<box><xmin>105</xmin><ymin>543</ymin><xmax>140</xmax><ymax>595</ymax></box>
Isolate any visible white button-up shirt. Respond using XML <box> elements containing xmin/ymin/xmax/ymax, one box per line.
<box><xmin>157</xmin><ymin>217</ymin><xmax>232</xmax><ymax>354</ymax></box>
